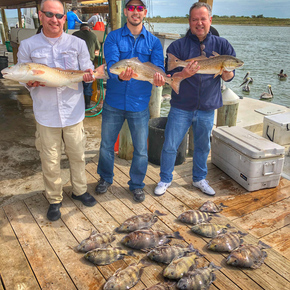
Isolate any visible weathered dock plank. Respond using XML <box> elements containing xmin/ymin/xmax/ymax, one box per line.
<box><xmin>0</xmin><ymin>208</ymin><xmax>40</xmax><ymax>289</ymax></box>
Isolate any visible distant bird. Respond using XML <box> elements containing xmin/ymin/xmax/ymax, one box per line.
<box><xmin>277</xmin><ymin>69</ymin><xmax>288</xmax><ymax>80</ymax></box>
<box><xmin>259</xmin><ymin>85</ymin><xmax>273</xmax><ymax>100</ymax></box>
<box><xmin>242</xmin><ymin>71</ymin><xmax>253</xmax><ymax>84</ymax></box>
<box><xmin>240</xmin><ymin>77</ymin><xmax>251</xmax><ymax>92</ymax></box>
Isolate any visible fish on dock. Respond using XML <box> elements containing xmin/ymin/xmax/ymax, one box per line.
<box><xmin>207</xmin><ymin>231</ymin><xmax>247</xmax><ymax>252</ymax></box>
<box><xmin>116</xmin><ymin>210</ymin><xmax>166</xmax><ymax>233</ymax></box>
<box><xmin>146</xmin><ymin>243</ymin><xmax>197</xmax><ymax>264</ymax></box>
<box><xmin>176</xmin><ymin>262</ymin><xmax>222</xmax><ymax>290</ymax></box>
<box><xmin>167</xmin><ymin>52</ymin><xmax>244</xmax><ymax>78</ymax></box>
<box><xmin>177</xmin><ymin>210</ymin><xmax>212</xmax><ymax>225</ymax></box>
<box><xmin>84</xmin><ymin>247</ymin><xmax>135</xmax><ymax>266</ymax></box>
<box><xmin>191</xmin><ymin>223</ymin><xmax>232</xmax><ymax>238</ymax></box>
<box><xmin>144</xmin><ymin>282</ymin><xmax>176</xmax><ymax>290</ymax></box>
<box><xmin>103</xmin><ymin>258</ymin><xmax>151</xmax><ymax>290</ymax></box>
<box><xmin>109</xmin><ymin>57</ymin><xmax>184</xmax><ymax>94</ymax></box>
<box><xmin>163</xmin><ymin>252</ymin><xmax>201</xmax><ymax>280</ymax></box>
<box><xmin>1</xmin><ymin>63</ymin><xmax>108</xmax><ymax>90</ymax></box>
<box><xmin>226</xmin><ymin>240</ymin><xmax>271</xmax><ymax>269</ymax></box>
<box><xmin>199</xmin><ymin>200</ymin><xmax>227</xmax><ymax>213</ymax></box>
<box><xmin>259</xmin><ymin>85</ymin><xmax>273</xmax><ymax>99</ymax></box>
<box><xmin>76</xmin><ymin>231</ymin><xmax>116</xmax><ymax>252</ymax></box>
<box><xmin>121</xmin><ymin>229</ymin><xmax>184</xmax><ymax>250</ymax></box>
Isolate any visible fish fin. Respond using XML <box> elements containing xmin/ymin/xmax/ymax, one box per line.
<box><xmin>67</xmin><ymin>82</ymin><xmax>79</xmax><ymax>90</ymax></box>
<box><xmin>139</xmin><ymin>257</ymin><xmax>152</xmax><ymax>267</ymax></box>
<box><xmin>191</xmin><ymin>55</ymin><xmax>208</xmax><ymax>61</ymax></box>
<box><xmin>226</xmin><ymin>224</ymin><xmax>233</xmax><ymax>228</ymax></box>
<box><xmin>94</xmin><ymin>64</ymin><xmax>109</xmax><ymax>79</ymax></box>
<box><xmin>31</xmin><ymin>69</ymin><xmax>46</xmax><ymax>75</ymax></box>
<box><xmin>154</xmin><ymin>210</ymin><xmax>167</xmax><ymax>216</ymax></box>
<box><xmin>127</xmin><ymin>250</ymin><xmax>136</xmax><ymax>257</ymax></box>
<box><xmin>167</xmin><ymin>53</ymin><xmax>181</xmax><ymax>71</ymax></box>
<box><xmin>188</xmin><ymin>243</ymin><xmax>195</xmax><ymax>252</ymax></box>
<box><xmin>170</xmin><ymin>75</ymin><xmax>183</xmax><ymax>94</ymax></box>
<box><xmin>238</xmin><ymin>230</ymin><xmax>248</xmax><ymax>237</ymax></box>
<box><xmin>173</xmin><ymin>231</ymin><xmax>184</xmax><ymax>240</ymax></box>
<box><xmin>258</xmin><ymin>240</ymin><xmax>271</xmax><ymax>249</ymax></box>
<box><xmin>212</xmin><ymin>51</ymin><xmax>220</xmax><ymax>56</ymax></box>
<box><xmin>214</xmin><ymin>68</ymin><xmax>223</xmax><ymax>78</ymax></box>
<box><xmin>220</xmin><ymin>202</ymin><xmax>228</xmax><ymax>208</ymax></box>
<box><xmin>209</xmin><ymin>262</ymin><xmax>222</xmax><ymax>270</ymax></box>
<box><xmin>188</xmin><ymin>263</ymin><xmax>197</xmax><ymax>272</ymax></box>
<box><xmin>132</xmin><ymin>72</ymin><xmax>139</xmax><ymax>78</ymax></box>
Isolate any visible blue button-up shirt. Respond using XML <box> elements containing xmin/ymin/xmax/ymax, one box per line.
<box><xmin>104</xmin><ymin>24</ymin><xmax>164</xmax><ymax>112</ymax></box>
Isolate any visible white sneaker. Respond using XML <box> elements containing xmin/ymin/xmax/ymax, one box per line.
<box><xmin>192</xmin><ymin>179</ymin><xmax>215</xmax><ymax>196</ymax></box>
<box><xmin>154</xmin><ymin>181</ymin><xmax>172</xmax><ymax>196</ymax></box>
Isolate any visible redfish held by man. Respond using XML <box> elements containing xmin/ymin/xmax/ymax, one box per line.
<box><xmin>109</xmin><ymin>57</ymin><xmax>184</xmax><ymax>94</ymax></box>
<box><xmin>1</xmin><ymin>63</ymin><xmax>108</xmax><ymax>90</ymax></box>
<box><xmin>167</xmin><ymin>52</ymin><xmax>244</xmax><ymax>78</ymax></box>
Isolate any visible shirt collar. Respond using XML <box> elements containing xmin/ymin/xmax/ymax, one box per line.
<box><xmin>122</xmin><ymin>23</ymin><xmax>146</xmax><ymax>38</ymax></box>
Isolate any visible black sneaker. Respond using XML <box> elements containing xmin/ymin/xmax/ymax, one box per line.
<box><xmin>72</xmin><ymin>192</ymin><xmax>97</xmax><ymax>207</ymax></box>
<box><xmin>131</xmin><ymin>188</ymin><xmax>145</xmax><ymax>202</ymax></box>
<box><xmin>95</xmin><ymin>178</ymin><xmax>111</xmax><ymax>194</ymax></box>
<box><xmin>47</xmin><ymin>202</ymin><xmax>62</xmax><ymax>221</ymax></box>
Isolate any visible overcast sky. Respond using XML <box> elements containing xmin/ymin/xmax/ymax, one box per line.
<box><xmin>3</xmin><ymin>0</ymin><xmax>290</xmax><ymax>19</ymax></box>
<box><xmin>150</xmin><ymin>0</ymin><xmax>290</xmax><ymax>18</ymax></box>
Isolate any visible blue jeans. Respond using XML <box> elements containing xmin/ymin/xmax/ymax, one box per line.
<box><xmin>83</xmin><ymin>81</ymin><xmax>93</xmax><ymax>96</ymax></box>
<box><xmin>160</xmin><ymin>107</ymin><xmax>215</xmax><ymax>183</ymax></box>
<box><xmin>97</xmin><ymin>102</ymin><xmax>150</xmax><ymax>190</ymax></box>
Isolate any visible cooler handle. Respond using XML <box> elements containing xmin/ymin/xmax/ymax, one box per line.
<box><xmin>263</xmin><ymin>161</ymin><xmax>276</xmax><ymax>176</ymax></box>
<box><xmin>266</xmin><ymin>125</ymin><xmax>275</xmax><ymax>142</ymax></box>
<box><xmin>287</xmin><ymin>124</ymin><xmax>290</xmax><ymax>131</ymax></box>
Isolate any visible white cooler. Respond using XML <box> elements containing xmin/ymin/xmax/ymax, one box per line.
<box><xmin>262</xmin><ymin>112</ymin><xmax>290</xmax><ymax>145</ymax></box>
<box><xmin>211</xmin><ymin>126</ymin><xmax>285</xmax><ymax>191</ymax></box>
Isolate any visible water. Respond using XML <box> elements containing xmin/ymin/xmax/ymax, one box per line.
<box><xmin>150</xmin><ymin>23</ymin><xmax>290</xmax><ymax>109</ymax></box>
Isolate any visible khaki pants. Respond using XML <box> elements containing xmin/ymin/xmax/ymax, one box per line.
<box><xmin>35</xmin><ymin>121</ymin><xmax>87</xmax><ymax>204</ymax></box>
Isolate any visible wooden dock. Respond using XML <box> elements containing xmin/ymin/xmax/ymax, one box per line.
<box><xmin>1</xmin><ymin>152</ymin><xmax>290</xmax><ymax>290</ymax></box>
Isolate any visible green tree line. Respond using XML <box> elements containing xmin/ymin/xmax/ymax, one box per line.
<box><xmin>147</xmin><ymin>15</ymin><xmax>290</xmax><ymax>26</ymax></box>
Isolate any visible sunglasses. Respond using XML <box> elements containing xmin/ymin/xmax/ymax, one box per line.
<box><xmin>41</xmin><ymin>11</ymin><xmax>65</xmax><ymax>19</ymax></box>
<box><xmin>200</xmin><ymin>42</ymin><xmax>206</xmax><ymax>56</ymax></box>
<box><xmin>126</xmin><ymin>5</ymin><xmax>145</xmax><ymax>12</ymax></box>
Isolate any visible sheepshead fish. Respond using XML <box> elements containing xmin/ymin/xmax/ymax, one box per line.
<box><xmin>144</xmin><ymin>282</ymin><xmax>176</xmax><ymax>290</ymax></box>
<box><xmin>110</xmin><ymin>57</ymin><xmax>184</xmax><ymax>94</ymax></box>
<box><xmin>1</xmin><ymin>62</ymin><xmax>108</xmax><ymax>90</ymax></box>
<box><xmin>147</xmin><ymin>243</ymin><xmax>197</xmax><ymax>264</ymax></box>
<box><xmin>167</xmin><ymin>52</ymin><xmax>244</xmax><ymax>78</ymax></box>
<box><xmin>177</xmin><ymin>210</ymin><xmax>212</xmax><ymax>225</ymax></box>
<box><xmin>84</xmin><ymin>247</ymin><xmax>135</xmax><ymax>266</ymax></box>
<box><xmin>76</xmin><ymin>231</ymin><xmax>116</xmax><ymax>252</ymax></box>
<box><xmin>163</xmin><ymin>252</ymin><xmax>201</xmax><ymax>280</ymax></box>
<box><xmin>207</xmin><ymin>231</ymin><xmax>247</xmax><ymax>252</ymax></box>
<box><xmin>103</xmin><ymin>258</ymin><xmax>151</xmax><ymax>290</ymax></box>
<box><xmin>116</xmin><ymin>210</ymin><xmax>167</xmax><ymax>233</ymax></box>
<box><xmin>121</xmin><ymin>229</ymin><xmax>184</xmax><ymax>250</ymax></box>
<box><xmin>199</xmin><ymin>200</ymin><xmax>227</xmax><ymax>213</ymax></box>
<box><xmin>226</xmin><ymin>241</ymin><xmax>271</xmax><ymax>269</ymax></box>
<box><xmin>191</xmin><ymin>223</ymin><xmax>231</xmax><ymax>238</ymax></box>
<box><xmin>177</xmin><ymin>262</ymin><xmax>222</xmax><ymax>290</ymax></box>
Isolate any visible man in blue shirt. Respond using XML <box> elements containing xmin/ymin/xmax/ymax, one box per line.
<box><xmin>95</xmin><ymin>0</ymin><xmax>165</xmax><ymax>202</ymax></box>
<box><xmin>154</xmin><ymin>2</ymin><xmax>236</xmax><ymax>197</ymax></box>
<box><xmin>67</xmin><ymin>7</ymin><xmax>82</xmax><ymax>29</ymax></box>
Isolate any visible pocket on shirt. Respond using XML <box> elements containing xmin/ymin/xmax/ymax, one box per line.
<box><xmin>135</xmin><ymin>46</ymin><xmax>151</xmax><ymax>62</ymax></box>
<box><xmin>31</xmin><ymin>49</ymin><xmax>51</xmax><ymax>65</ymax></box>
<box><xmin>59</xmin><ymin>50</ymin><xmax>79</xmax><ymax>70</ymax></box>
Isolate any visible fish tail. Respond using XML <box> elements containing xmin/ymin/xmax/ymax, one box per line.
<box><xmin>167</xmin><ymin>53</ymin><xmax>180</xmax><ymax>71</ymax></box>
<box><xmin>209</xmin><ymin>262</ymin><xmax>222</xmax><ymax>270</ymax></box>
<box><xmin>139</xmin><ymin>256</ymin><xmax>152</xmax><ymax>267</ymax></box>
<box><xmin>170</xmin><ymin>75</ymin><xmax>183</xmax><ymax>94</ymax></box>
<box><xmin>188</xmin><ymin>243</ymin><xmax>195</xmax><ymax>252</ymax></box>
<box><xmin>94</xmin><ymin>64</ymin><xmax>109</xmax><ymax>79</ymax></box>
<box><xmin>173</xmin><ymin>231</ymin><xmax>184</xmax><ymax>240</ymax></box>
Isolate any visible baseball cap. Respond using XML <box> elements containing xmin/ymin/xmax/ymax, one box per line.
<box><xmin>125</xmin><ymin>0</ymin><xmax>146</xmax><ymax>7</ymax></box>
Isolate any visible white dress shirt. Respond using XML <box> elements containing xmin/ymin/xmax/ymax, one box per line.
<box><xmin>17</xmin><ymin>31</ymin><xmax>94</xmax><ymax>128</ymax></box>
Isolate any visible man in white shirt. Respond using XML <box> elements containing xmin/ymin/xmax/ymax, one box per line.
<box><xmin>17</xmin><ymin>0</ymin><xmax>97</xmax><ymax>221</ymax></box>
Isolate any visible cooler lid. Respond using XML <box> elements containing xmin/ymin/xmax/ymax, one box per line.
<box><xmin>212</xmin><ymin>126</ymin><xmax>285</xmax><ymax>158</ymax></box>
<box><xmin>264</xmin><ymin>112</ymin><xmax>290</xmax><ymax>126</ymax></box>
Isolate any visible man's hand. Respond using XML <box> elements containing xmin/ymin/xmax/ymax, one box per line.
<box><xmin>83</xmin><ymin>68</ymin><xmax>95</xmax><ymax>82</ymax></box>
<box><xmin>182</xmin><ymin>60</ymin><xmax>200</xmax><ymax>79</ymax></box>
<box><xmin>27</xmin><ymin>81</ymin><xmax>45</xmax><ymax>87</ymax></box>
<box><xmin>222</xmin><ymin>70</ymin><xmax>234</xmax><ymax>81</ymax></box>
<box><xmin>118</xmin><ymin>67</ymin><xmax>135</xmax><ymax>81</ymax></box>
<box><xmin>153</xmin><ymin>72</ymin><xmax>166</xmax><ymax>87</ymax></box>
